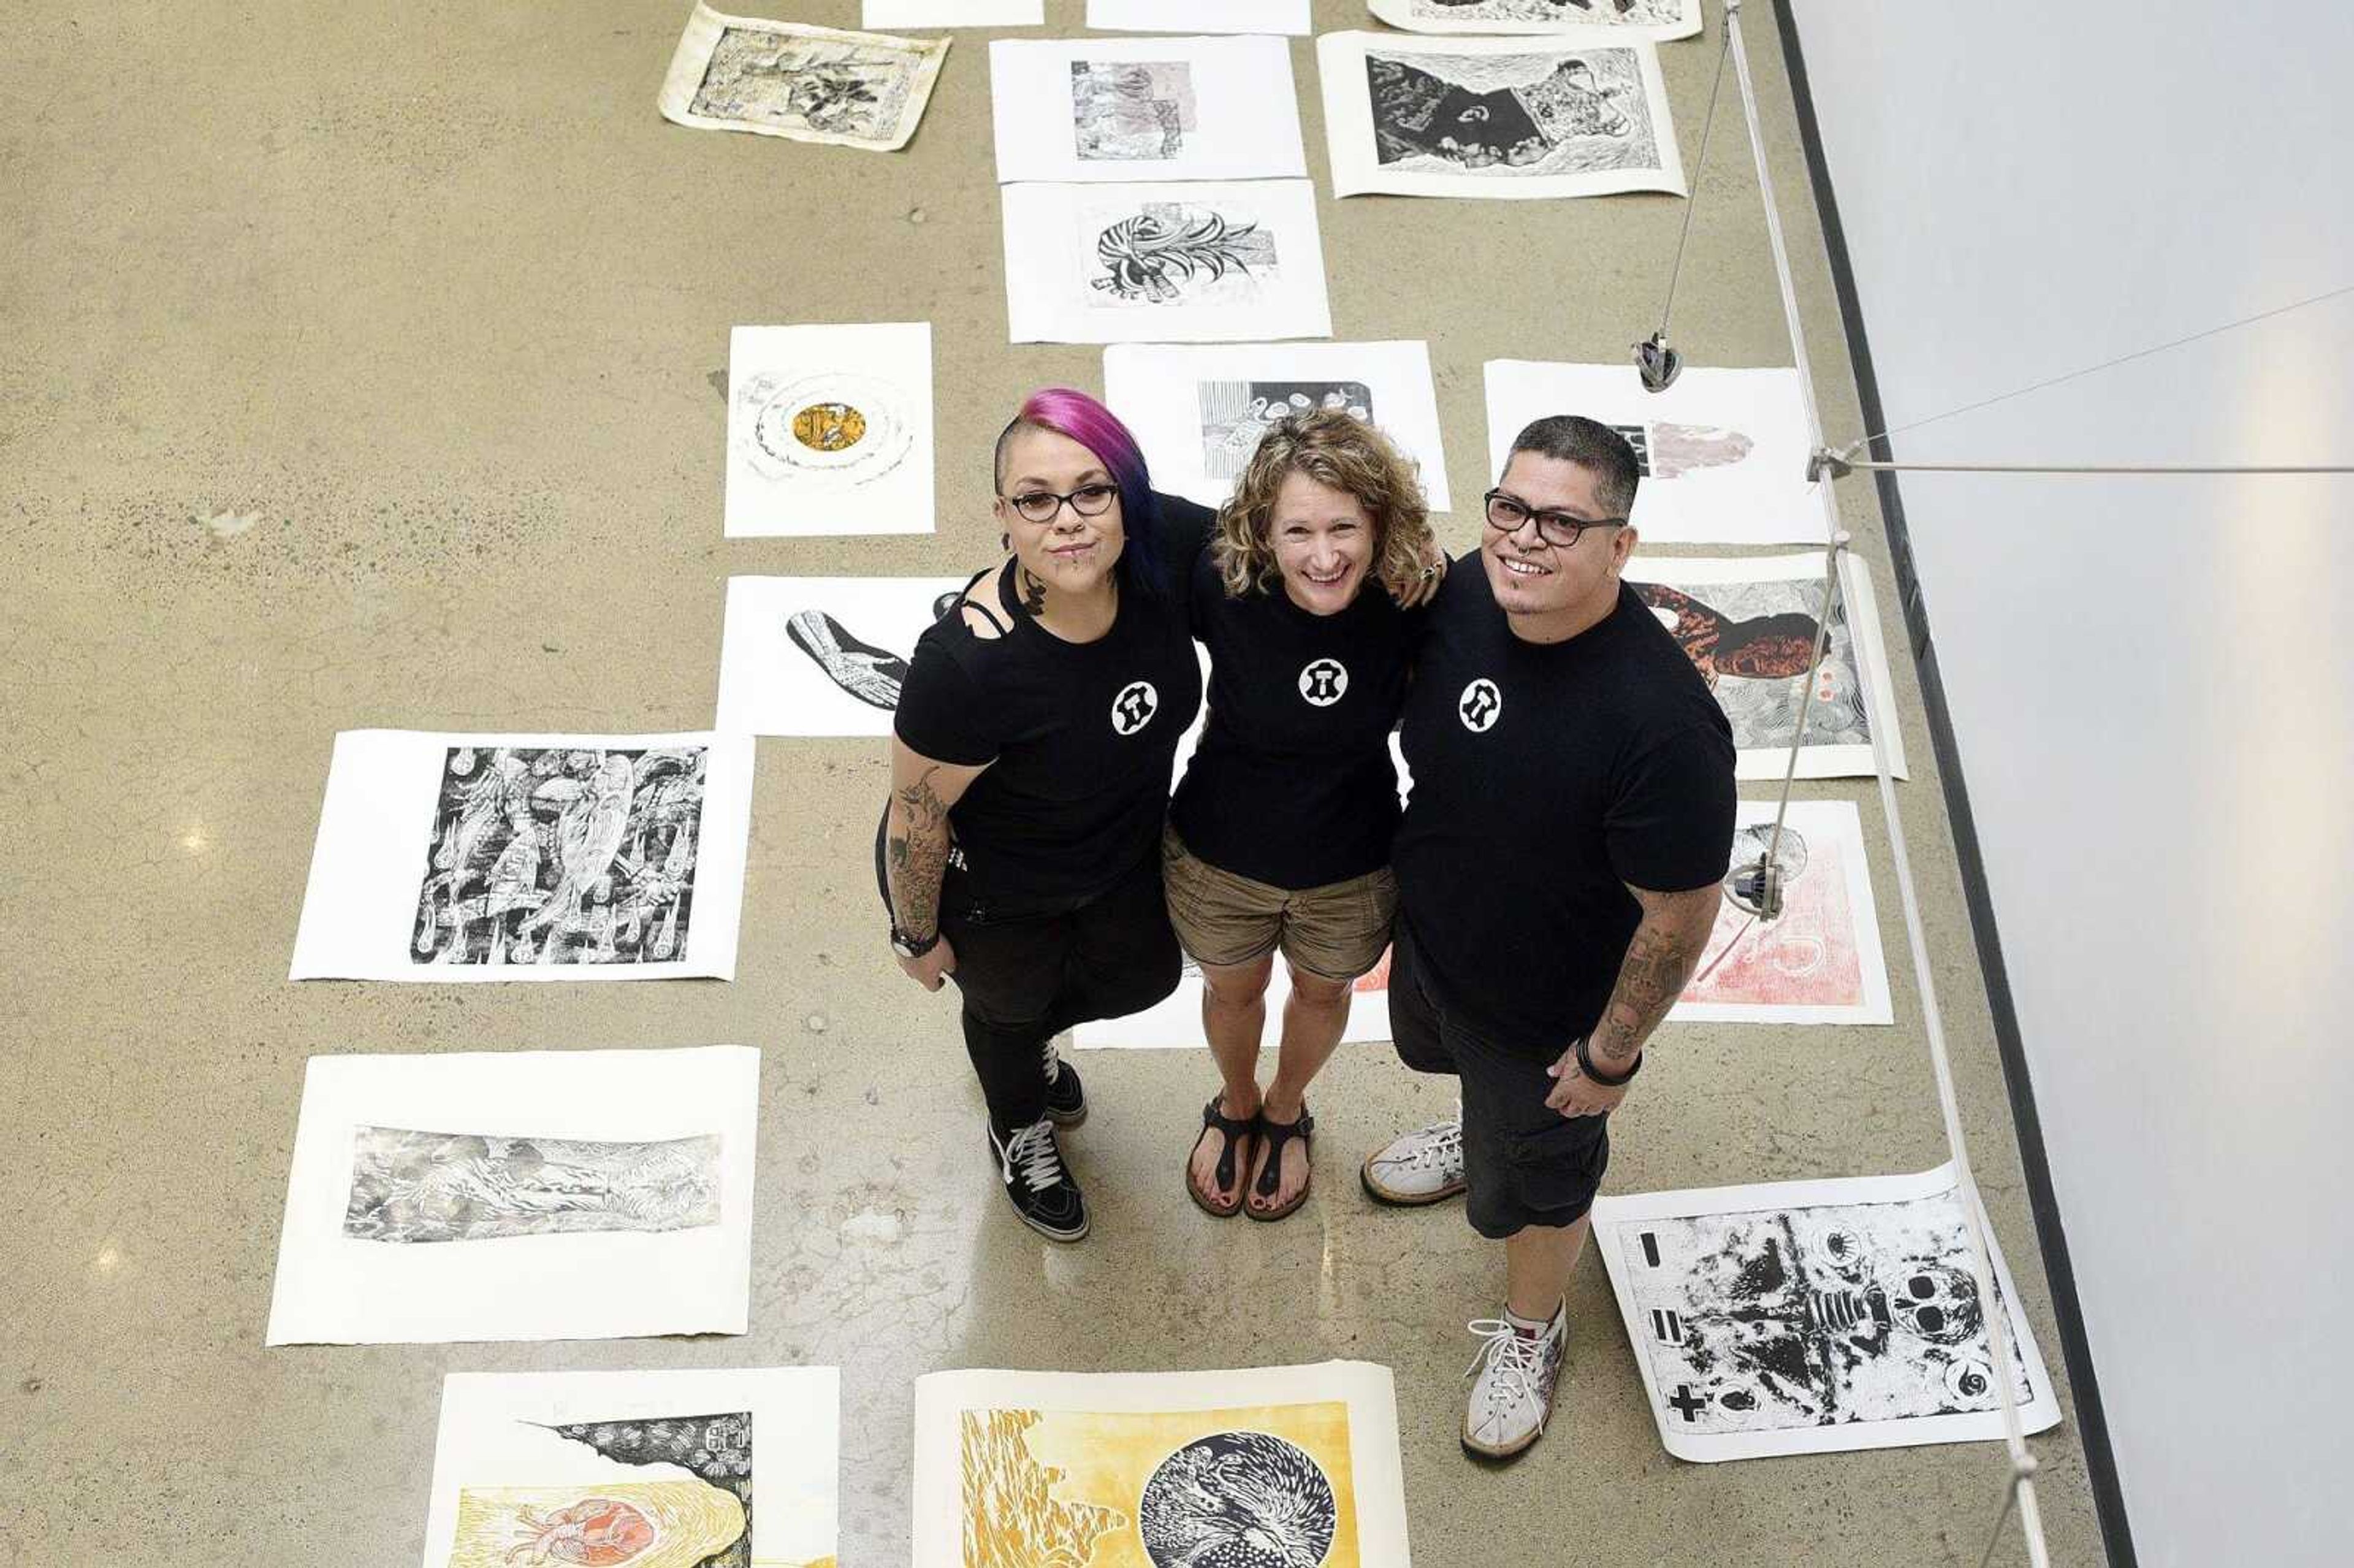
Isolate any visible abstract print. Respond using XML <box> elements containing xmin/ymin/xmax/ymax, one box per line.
<box><xmin>690</xmin><ymin>29</ymin><xmax>924</xmax><ymax>143</ymax></box>
<box><xmin>1091</xmin><ymin>204</ymin><xmax>1279</xmax><ymax>306</ymax></box>
<box><xmin>737</xmin><ymin>371</ymin><xmax>916</xmax><ymax>495</ymax></box>
<box><xmin>343</xmin><ymin>1127</ymin><xmax>722</xmax><ymax>1244</ymax></box>
<box><xmin>1138</xmin><ymin>1431</ymin><xmax>1339</xmax><ymax>1568</ymax></box>
<box><xmin>411</xmin><ymin>747</ymin><xmax>705</xmax><ymax>969</ymax></box>
<box><xmin>1072</xmin><ymin>61</ymin><xmax>1196</xmax><ymax>161</ymax></box>
<box><xmin>1617</xmin><ymin>1191</ymin><xmax>2041</xmax><ymax>1440</ymax></box>
<box><xmin>1198</xmin><ymin>380</ymin><xmax>1374</xmax><ymax>481</ymax></box>
<box><xmin>1366</xmin><ymin>47</ymin><xmax>1658</xmax><ymax>175</ymax></box>
<box><xmin>1632</xmin><ymin>580</ymin><xmax>1872</xmax><ymax>755</ymax></box>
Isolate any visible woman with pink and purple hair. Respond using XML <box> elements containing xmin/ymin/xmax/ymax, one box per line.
<box><xmin>879</xmin><ymin>387</ymin><xmax>1214</xmax><ymax>1242</ymax></box>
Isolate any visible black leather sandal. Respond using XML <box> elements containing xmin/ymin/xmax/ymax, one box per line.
<box><xmin>1246</xmin><ymin>1104</ymin><xmax>1316</xmax><ymax>1222</ymax></box>
<box><xmin>1187</xmin><ymin>1097</ymin><xmax>1257</xmax><ymax>1218</ymax></box>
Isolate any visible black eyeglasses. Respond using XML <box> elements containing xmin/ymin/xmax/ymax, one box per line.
<box><xmin>1004</xmin><ymin>482</ymin><xmax>1121</xmax><ymax>525</ymax></box>
<box><xmin>1483</xmin><ymin>488</ymin><xmax>1626</xmax><ymax>549</ymax></box>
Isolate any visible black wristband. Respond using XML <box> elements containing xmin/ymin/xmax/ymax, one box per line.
<box><xmin>1575</xmin><ymin>1035</ymin><xmax>1642</xmax><ymax>1087</ymax></box>
<box><xmin>891</xmin><ymin>925</ymin><xmax>940</xmax><ymax>959</ymax></box>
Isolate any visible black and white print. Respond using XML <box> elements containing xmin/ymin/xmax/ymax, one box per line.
<box><xmin>1137</xmin><ymin>1431</ymin><xmax>1339</xmax><ymax>1568</ymax></box>
<box><xmin>658</xmin><ymin>4</ymin><xmax>950</xmax><ymax>153</ymax></box>
<box><xmin>1368</xmin><ymin>0</ymin><xmax>1702</xmax><ymax>42</ymax></box>
<box><xmin>1072</xmin><ymin>60</ymin><xmax>1195</xmax><ymax>160</ymax></box>
<box><xmin>1103</xmin><ymin>341</ymin><xmax>1449</xmax><ymax>508</ymax></box>
<box><xmin>411</xmin><ymin>746</ymin><xmax>706</xmax><ymax>969</ymax></box>
<box><xmin>715</xmin><ymin>574</ymin><xmax>970</xmax><ymax>737</ymax></box>
<box><xmin>267</xmin><ymin>1047</ymin><xmax>760</xmax><ymax>1345</ymax></box>
<box><xmin>1002</xmin><ymin>181</ymin><xmax>1331</xmax><ymax>344</ymax></box>
<box><xmin>1594</xmin><ymin>1166</ymin><xmax>2060</xmax><ymax>1461</ymax></box>
<box><xmin>1623</xmin><ymin>554</ymin><xmax>1909</xmax><ymax>780</ymax></box>
<box><xmin>1318</xmin><ymin>31</ymin><xmax>1685</xmax><ymax>199</ymax></box>
<box><xmin>989</xmin><ymin>36</ymin><xmax>1305</xmax><ymax>184</ymax></box>
<box><xmin>343</xmin><ymin>1126</ymin><xmax>723</xmax><ymax>1244</ymax></box>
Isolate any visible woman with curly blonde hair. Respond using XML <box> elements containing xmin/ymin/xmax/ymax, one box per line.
<box><xmin>1165</xmin><ymin>408</ymin><xmax>1441</xmax><ymax>1222</ymax></box>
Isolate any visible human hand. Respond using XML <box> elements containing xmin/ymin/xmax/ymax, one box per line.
<box><xmin>1544</xmin><ymin>1040</ymin><xmax>1631</xmax><ymax>1118</ymax></box>
<box><xmin>1400</xmin><ymin>542</ymin><xmax>1448</xmax><ymax>608</ymax></box>
<box><xmin>896</xmin><ymin>932</ymin><xmax>957</xmax><ymax>991</ymax></box>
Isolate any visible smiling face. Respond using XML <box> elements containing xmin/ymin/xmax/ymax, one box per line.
<box><xmin>1482</xmin><ymin>449</ymin><xmax>1637</xmax><ymax>642</ymax></box>
<box><xmin>995</xmin><ymin>424</ymin><xmax>1127</xmax><ymax>599</ymax></box>
<box><xmin>1268</xmin><ymin>469</ymin><xmax>1377</xmax><ymax>616</ymax></box>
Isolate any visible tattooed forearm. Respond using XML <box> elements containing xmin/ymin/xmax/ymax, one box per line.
<box><xmin>1019</xmin><ymin>566</ymin><xmax>1048</xmax><ymax>616</ymax></box>
<box><xmin>886</xmin><ymin>768</ymin><xmax>953</xmax><ymax>937</ymax></box>
<box><xmin>1589</xmin><ymin>886</ymin><xmax>1720</xmax><ymax>1068</ymax></box>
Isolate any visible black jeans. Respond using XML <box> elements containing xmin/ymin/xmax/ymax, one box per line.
<box><xmin>939</xmin><ymin>856</ymin><xmax>1183</xmax><ymax>1132</ymax></box>
<box><xmin>1389</xmin><ymin>919</ymin><xmax>1610</xmax><ymax>1239</ymax></box>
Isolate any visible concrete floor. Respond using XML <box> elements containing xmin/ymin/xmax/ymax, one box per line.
<box><xmin>1</xmin><ymin>2</ymin><xmax>2106</xmax><ymax>1564</ymax></box>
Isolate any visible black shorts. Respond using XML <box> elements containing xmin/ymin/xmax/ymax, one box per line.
<box><xmin>1388</xmin><ymin>920</ymin><xmax>1610</xmax><ymax>1240</ymax></box>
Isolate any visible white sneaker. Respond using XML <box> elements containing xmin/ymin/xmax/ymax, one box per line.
<box><xmin>1360</xmin><ymin>1114</ymin><xmax>1466</xmax><ymax>1206</ymax></box>
<box><xmin>1461</xmin><ymin>1305</ymin><xmax>1567</xmax><ymax>1459</ymax></box>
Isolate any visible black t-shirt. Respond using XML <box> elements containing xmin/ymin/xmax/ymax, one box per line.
<box><xmin>893</xmin><ymin>495</ymin><xmax>1212</xmax><ymax>917</ymax></box>
<box><xmin>1392</xmin><ymin>558</ymin><xmax>1737</xmax><ymax>1052</ymax></box>
<box><xmin>1169</xmin><ymin>550</ymin><xmax>1420</xmax><ymax>888</ymax></box>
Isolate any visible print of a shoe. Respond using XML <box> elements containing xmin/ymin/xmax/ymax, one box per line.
<box><xmin>785</xmin><ymin>609</ymin><xmax>909</xmax><ymax>710</ymax></box>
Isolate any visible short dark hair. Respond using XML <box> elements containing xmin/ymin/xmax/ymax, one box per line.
<box><xmin>1509</xmin><ymin>414</ymin><xmax>1639</xmax><ymax>518</ymax></box>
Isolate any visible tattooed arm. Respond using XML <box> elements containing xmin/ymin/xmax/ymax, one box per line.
<box><xmin>1544</xmin><ymin>881</ymin><xmax>1721</xmax><ymax>1117</ymax></box>
<box><xmin>885</xmin><ymin>737</ymin><xmax>988</xmax><ymax>991</ymax></box>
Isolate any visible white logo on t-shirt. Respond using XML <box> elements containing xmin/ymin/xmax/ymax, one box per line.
<box><xmin>1111</xmin><ymin>680</ymin><xmax>1160</xmax><ymax>736</ymax></box>
<box><xmin>1458</xmin><ymin>677</ymin><xmax>1502</xmax><ymax>733</ymax></box>
<box><xmin>1298</xmin><ymin>657</ymin><xmax>1349</xmax><ymax>707</ymax></box>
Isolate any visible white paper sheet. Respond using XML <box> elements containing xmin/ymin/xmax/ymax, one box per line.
<box><xmin>1318</xmin><ymin>30</ymin><xmax>1686</xmax><ymax>199</ymax></box>
<box><xmin>989</xmin><ymin>34</ymin><xmax>1307</xmax><ymax>183</ymax></box>
<box><xmin>725</xmin><ymin>322</ymin><xmax>934</xmax><ymax>538</ymax></box>
<box><xmin>265</xmin><ymin>1045</ymin><xmax>760</xmax><ymax>1345</ymax></box>
<box><xmin>1622</xmin><ymin>552</ymin><xmax>1910</xmax><ymax>780</ymax></box>
<box><xmin>1593</xmin><ymin>1163</ymin><xmax>2061</xmax><ymax>1461</ymax></box>
<box><xmin>867</xmin><ymin>0</ymin><xmax>1042</xmax><ymax>27</ymax></box>
<box><xmin>289</xmin><ymin>730</ymin><xmax>754</xmax><ymax>981</ymax></box>
<box><xmin>1105</xmin><ymin>340</ymin><xmax>1453</xmax><ymax>510</ymax></box>
<box><xmin>1683</xmin><ymin>799</ymin><xmax>1894</xmax><ymax>1025</ymax></box>
<box><xmin>1484</xmin><ymin>360</ymin><xmax>1821</xmax><ymax>544</ymax></box>
<box><xmin>1368</xmin><ymin>0</ymin><xmax>1703</xmax><ymax>42</ymax></box>
<box><xmin>418</xmin><ymin>1366</ymin><xmax>837</xmax><ymax>1568</ymax></box>
<box><xmin>1001</xmin><ymin>178</ymin><xmax>1332</xmax><ymax>344</ymax></box>
<box><xmin>715</xmin><ymin>574</ymin><xmax>972</xmax><ymax>736</ymax></box>
<box><xmin>1087</xmin><ymin>0</ymin><xmax>1312</xmax><ymax>35</ymax></box>
<box><xmin>658</xmin><ymin>4</ymin><xmax>950</xmax><ymax>152</ymax></box>
<box><xmin>913</xmin><ymin>1361</ymin><xmax>1411</xmax><ymax>1566</ymax></box>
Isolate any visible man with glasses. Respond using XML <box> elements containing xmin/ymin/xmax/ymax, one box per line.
<box><xmin>1359</xmin><ymin>415</ymin><xmax>1735</xmax><ymax>1458</ymax></box>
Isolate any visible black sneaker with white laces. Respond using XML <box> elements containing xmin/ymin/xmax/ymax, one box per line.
<box><xmin>989</xmin><ymin>1117</ymin><xmax>1089</xmax><ymax>1242</ymax></box>
<box><xmin>1041</xmin><ymin>1038</ymin><xmax>1087</xmax><ymax>1128</ymax></box>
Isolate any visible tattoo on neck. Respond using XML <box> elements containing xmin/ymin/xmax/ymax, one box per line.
<box><xmin>1020</xmin><ymin>567</ymin><xmax>1048</xmax><ymax>616</ymax></box>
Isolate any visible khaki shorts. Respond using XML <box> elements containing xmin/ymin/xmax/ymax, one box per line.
<box><xmin>1161</xmin><ymin>824</ymin><xmax>1398</xmax><ymax>982</ymax></box>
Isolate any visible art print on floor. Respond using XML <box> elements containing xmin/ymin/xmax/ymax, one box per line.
<box><xmin>989</xmin><ymin>34</ymin><xmax>1307</xmax><ymax>183</ymax></box>
<box><xmin>419</xmin><ymin>1366</ymin><xmax>837</xmax><ymax>1568</ymax></box>
<box><xmin>658</xmin><ymin>4</ymin><xmax>950</xmax><ymax>152</ymax></box>
<box><xmin>865</xmin><ymin>0</ymin><xmax>1041</xmax><ymax>27</ymax></box>
<box><xmin>1001</xmin><ymin>180</ymin><xmax>1332</xmax><ymax>343</ymax></box>
<box><xmin>912</xmin><ymin>1362</ymin><xmax>1411</xmax><ymax>1567</ymax></box>
<box><xmin>714</xmin><ymin>574</ymin><xmax>970</xmax><ymax>737</ymax></box>
<box><xmin>1368</xmin><ymin>0</ymin><xmax>1704</xmax><ymax>42</ymax></box>
<box><xmin>1319</xmin><ymin>31</ymin><xmax>1683</xmax><ymax>199</ymax></box>
<box><xmin>1484</xmin><ymin>360</ymin><xmax>1820</xmax><ymax>544</ymax></box>
<box><xmin>291</xmin><ymin>730</ymin><xmax>753</xmax><ymax>981</ymax></box>
<box><xmin>726</xmin><ymin>323</ymin><xmax>934</xmax><ymax>538</ymax></box>
<box><xmin>1624</xmin><ymin>553</ymin><xmax>1910</xmax><ymax>780</ymax></box>
<box><xmin>266</xmin><ymin>1046</ymin><xmax>759</xmax><ymax>1345</ymax></box>
<box><xmin>1593</xmin><ymin>1165</ymin><xmax>2061</xmax><ymax>1461</ymax></box>
<box><xmin>1684</xmin><ymin>799</ymin><xmax>1893</xmax><ymax>1025</ymax></box>
<box><xmin>1104</xmin><ymin>340</ymin><xmax>1453</xmax><ymax>510</ymax></box>
<box><xmin>1086</xmin><ymin>0</ymin><xmax>1312</xmax><ymax>35</ymax></box>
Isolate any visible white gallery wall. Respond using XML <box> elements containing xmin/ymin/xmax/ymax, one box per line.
<box><xmin>1787</xmin><ymin>4</ymin><xmax>2353</xmax><ymax>1564</ymax></box>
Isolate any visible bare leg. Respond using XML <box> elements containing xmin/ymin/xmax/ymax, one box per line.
<box><xmin>1191</xmin><ymin>953</ymin><xmax>1273</xmax><ymax>1203</ymax></box>
<box><xmin>1249</xmin><ymin>963</ymin><xmax>1354</xmax><ymax>1213</ymax></box>
<box><xmin>1504</xmin><ymin>1214</ymin><xmax>1592</xmax><ymax>1322</ymax></box>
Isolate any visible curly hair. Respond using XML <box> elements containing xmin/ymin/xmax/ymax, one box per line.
<box><xmin>1211</xmin><ymin>409</ymin><xmax>1434</xmax><ymax>601</ymax></box>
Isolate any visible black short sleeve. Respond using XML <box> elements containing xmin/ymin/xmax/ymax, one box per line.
<box><xmin>893</xmin><ymin>638</ymin><xmax>997</xmax><ymax>767</ymax></box>
<box><xmin>1605</xmin><ymin>723</ymin><xmax>1739</xmax><ymax>893</ymax></box>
